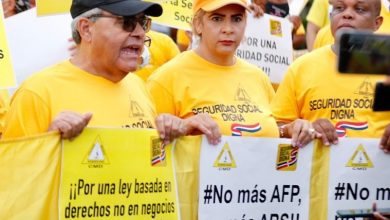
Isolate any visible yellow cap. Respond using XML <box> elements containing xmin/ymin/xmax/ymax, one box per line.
<box><xmin>193</xmin><ymin>0</ymin><xmax>249</xmax><ymax>13</ymax></box>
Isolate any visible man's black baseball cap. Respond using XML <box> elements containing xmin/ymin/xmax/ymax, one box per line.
<box><xmin>70</xmin><ymin>0</ymin><xmax>163</xmax><ymax>18</ymax></box>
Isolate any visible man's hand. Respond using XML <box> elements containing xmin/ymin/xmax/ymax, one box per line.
<box><xmin>155</xmin><ymin>113</ymin><xmax>221</xmax><ymax>145</ymax></box>
<box><xmin>380</xmin><ymin>124</ymin><xmax>390</xmax><ymax>153</ymax></box>
<box><xmin>48</xmin><ymin>111</ymin><xmax>92</xmax><ymax>140</ymax></box>
<box><xmin>312</xmin><ymin>118</ymin><xmax>338</xmax><ymax>146</ymax></box>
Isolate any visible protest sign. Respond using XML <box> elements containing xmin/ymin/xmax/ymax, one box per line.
<box><xmin>327</xmin><ymin>138</ymin><xmax>390</xmax><ymax>219</ymax></box>
<box><xmin>59</xmin><ymin>128</ymin><xmax>179</xmax><ymax>219</ymax></box>
<box><xmin>147</xmin><ymin>0</ymin><xmax>192</xmax><ymax>30</ymax></box>
<box><xmin>5</xmin><ymin>8</ymin><xmax>71</xmax><ymax>90</ymax></box>
<box><xmin>36</xmin><ymin>0</ymin><xmax>72</xmax><ymax>16</ymax></box>
<box><xmin>237</xmin><ymin>14</ymin><xmax>293</xmax><ymax>83</ymax></box>
<box><xmin>198</xmin><ymin>136</ymin><xmax>313</xmax><ymax>220</ymax></box>
<box><xmin>0</xmin><ymin>4</ymin><xmax>16</xmax><ymax>88</ymax></box>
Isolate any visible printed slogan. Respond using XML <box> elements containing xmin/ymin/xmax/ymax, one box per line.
<box><xmin>60</xmin><ymin>128</ymin><xmax>179</xmax><ymax>220</ymax></box>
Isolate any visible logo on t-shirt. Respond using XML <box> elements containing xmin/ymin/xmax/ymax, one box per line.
<box><xmin>335</xmin><ymin>121</ymin><xmax>368</xmax><ymax>137</ymax></box>
<box><xmin>129</xmin><ymin>97</ymin><xmax>145</xmax><ymax>118</ymax></box>
<box><xmin>355</xmin><ymin>78</ymin><xmax>374</xmax><ymax>98</ymax></box>
<box><xmin>235</xmin><ymin>84</ymin><xmax>252</xmax><ymax>103</ymax></box>
<box><xmin>231</xmin><ymin>123</ymin><xmax>261</xmax><ymax>136</ymax></box>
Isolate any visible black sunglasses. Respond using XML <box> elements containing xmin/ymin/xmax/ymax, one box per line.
<box><xmin>88</xmin><ymin>14</ymin><xmax>152</xmax><ymax>33</ymax></box>
<box><xmin>144</xmin><ymin>36</ymin><xmax>151</xmax><ymax>47</ymax></box>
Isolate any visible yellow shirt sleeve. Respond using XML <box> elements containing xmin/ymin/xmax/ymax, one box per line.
<box><xmin>271</xmin><ymin>67</ymin><xmax>299</xmax><ymax>123</ymax></box>
<box><xmin>176</xmin><ymin>29</ymin><xmax>190</xmax><ymax>47</ymax></box>
<box><xmin>2</xmin><ymin>88</ymin><xmax>51</xmax><ymax>139</ymax></box>
<box><xmin>306</xmin><ymin>0</ymin><xmax>330</xmax><ymax>28</ymax></box>
<box><xmin>313</xmin><ymin>25</ymin><xmax>334</xmax><ymax>50</ymax></box>
<box><xmin>147</xmin><ymin>78</ymin><xmax>177</xmax><ymax>115</ymax></box>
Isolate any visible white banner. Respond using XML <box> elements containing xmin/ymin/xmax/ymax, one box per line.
<box><xmin>328</xmin><ymin>138</ymin><xmax>390</xmax><ymax>219</ymax></box>
<box><xmin>237</xmin><ymin>14</ymin><xmax>293</xmax><ymax>83</ymax></box>
<box><xmin>198</xmin><ymin>136</ymin><xmax>313</xmax><ymax>220</ymax></box>
<box><xmin>5</xmin><ymin>8</ymin><xmax>71</xmax><ymax>91</ymax></box>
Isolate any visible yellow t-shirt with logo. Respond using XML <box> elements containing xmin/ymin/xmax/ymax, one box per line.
<box><xmin>147</xmin><ymin>50</ymin><xmax>279</xmax><ymax>220</ymax></box>
<box><xmin>313</xmin><ymin>5</ymin><xmax>390</xmax><ymax>49</ymax></box>
<box><xmin>148</xmin><ymin>50</ymin><xmax>279</xmax><ymax>137</ymax></box>
<box><xmin>306</xmin><ymin>0</ymin><xmax>330</xmax><ymax>28</ymax></box>
<box><xmin>3</xmin><ymin>61</ymin><xmax>157</xmax><ymax>139</ymax></box>
<box><xmin>272</xmin><ymin>45</ymin><xmax>390</xmax><ymax>138</ymax></box>
<box><xmin>134</xmin><ymin>30</ymin><xmax>180</xmax><ymax>82</ymax></box>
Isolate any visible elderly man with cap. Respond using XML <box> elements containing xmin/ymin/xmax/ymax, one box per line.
<box><xmin>2</xmin><ymin>0</ymin><xmax>221</xmax><ymax>145</ymax></box>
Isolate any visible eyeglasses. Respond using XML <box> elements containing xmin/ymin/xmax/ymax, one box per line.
<box><xmin>144</xmin><ymin>36</ymin><xmax>151</xmax><ymax>47</ymax></box>
<box><xmin>88</xmin><ymin>14</ymin><xmax>152</xmax><ymax>33</ymax></box>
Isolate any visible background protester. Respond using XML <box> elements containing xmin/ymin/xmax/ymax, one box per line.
<box><xmin>272</xmin><ymin>0</ymin><xmax>390</xmax><ymax>146</ymax></box>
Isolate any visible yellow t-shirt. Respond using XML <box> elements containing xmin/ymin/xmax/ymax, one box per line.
<box><xmin>313</xmin><ymin>5</ymin><xmax>390</xmax><ymax>49</ymax></box>
<box><xmin>134</xmin><ymin>30</ymin><xmax>180</xmax><ymax>82</ymax></box>
<box><xmin>271</xmin><ymin>45</ymin><xmax>390</xmax><ymax>138</ymax></box>
<box><xmin>313</xmin><ymin>25</ymin><xmax>333</xmax><ymax>50</ymax></box>
<box><xmin>3</xmin><ymin>61</ymin><xmax>157</xmax><ymax>139</ymax></box>
<box><xmin>147</xmin><ymin>50</ymin><xmax>279</xmax><ymax>220</ymax></box>
<box><xmin>0</xmin><ymin>90</ymin><xmax>10</xmax><ymax>135</ymax></box>
<box><xmin>148</xmin><ymin>50</ymin><xmax>279</xmax><ymax>137</ymax></box>
<box><xmin>176</xmin><ymin>29</ymin><xmax>191</xmax><ymax>48</ymax></box>
<box><xmin>306</xmin><ymin>0</ymin><xmax>330</xmax><ymax>28</ymax></box>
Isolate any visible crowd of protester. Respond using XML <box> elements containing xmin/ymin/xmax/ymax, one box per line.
<box><xmin>1</xmin><ymin>0</ymin><xmax>390</xmax><ymax>219</ymax></box>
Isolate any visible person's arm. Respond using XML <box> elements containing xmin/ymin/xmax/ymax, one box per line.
<box><xmin>306</xmin><ymin>22</ymin><xmax>321</xmax><ymax>51</ymax></box>
<box><xmin>378</xmin><ymin>77</ymin><xmax>390</xmax><ymax>153</ymax></box>
<box><xmin>2</xmin><ymin>0</ymin><xmax>16</xmax><ymax>18</ymax></box>
<box><xmin>2</xmin><ymin>88</ymin><xmax>91</xmax><ymax>140</ymax></box>
<box><xmin>379</xmin><ymin>124</ymin><xmax>390</xmax><ymax>153</ymax></box>
<box><xmin>372</xmin><ymin>213</ymin><xmax>390</xmax><ymax>220</ymax></box>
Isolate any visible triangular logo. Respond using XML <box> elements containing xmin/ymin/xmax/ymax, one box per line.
<box><xmin>130</xmin><ymin>96</ymin><xmax>145</xmax><ymax>117</ymax></box>
<box><xmin>88</xmin><ymin>141</ymin><xmax>105</xmax><ymax>161</ymax></box>
<box><xmin>213</xmin><ymin>142</ymin><xmax>236</xmax><ymax>168</ymax></box>
<box><xmin>83</xmin><ymin>136</ymin><xmax>109</xmax><ymax>165</ymax></box>
<box><xmin>355</xmin><ymin>78</ymin><xmax>374</xmax><ymax>98</ymax></box>
<box><xmin>346</xmin><ymin>144</ymin><xmax>373</xmax><ymax>168</ymax></box>
<box><xmin>235</xmin><ymin>84</ymin><xmax>251</xmax><ymax>103</ymax></box>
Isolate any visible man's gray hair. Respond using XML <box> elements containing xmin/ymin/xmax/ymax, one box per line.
<box><xmin>71</xmin><ymin>8</ymin><xmax>103</xmax><ymax>44</ymax></box>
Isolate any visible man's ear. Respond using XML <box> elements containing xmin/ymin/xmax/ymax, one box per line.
<box><xmin>77</xmin><ymin>18</ymin><xmax>93</xmax><ymax>42</ymax></box>
<box><xmin>374</xmin><ymin>15</ymin><xmax>384</xmax><ymax>31</ymax></box>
